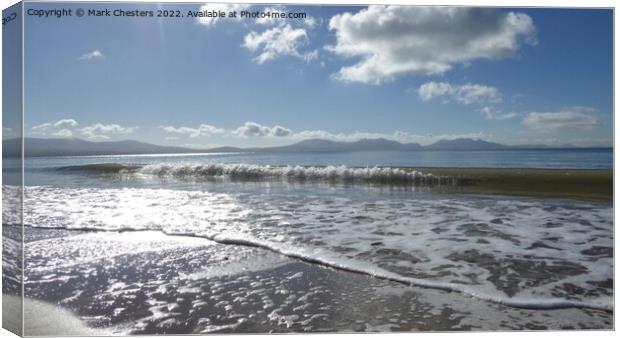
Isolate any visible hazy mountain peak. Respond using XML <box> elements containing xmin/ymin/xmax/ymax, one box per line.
<box><xmin>1</xmin><ymin>137</ymin><xmax>599</xmax><ymax>157</ymax></box>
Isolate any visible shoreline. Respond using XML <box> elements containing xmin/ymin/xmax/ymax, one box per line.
<box><xmin>22</xmin><ymin>224</ymin><xmax>613</xmax><ymax>313</ymax></box>
<box><xmin>14</xmin><ymin>226</ymin><xmax>614</xmax><ymax>334</ymax></box>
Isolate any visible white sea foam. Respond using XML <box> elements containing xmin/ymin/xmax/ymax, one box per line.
<box><xmin>133</xmin><ymin>163</ymin><xmax>454</xmax><ymax>186</ymax></box>
<box><xmin>7</xmin><ymin>185</ymin><xmax>613</xmax><ymax>312</ymax></box>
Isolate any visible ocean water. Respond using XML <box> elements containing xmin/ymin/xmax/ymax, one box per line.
<box><xmin>5</xmin><ymin>149</ymin><xmax>615</xmax><ymax>315</ymax></box>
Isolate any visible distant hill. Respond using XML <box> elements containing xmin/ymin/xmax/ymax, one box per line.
<box><xmin>1</xmin><ymin>137</ymin><xmax>606</xmax><ymax>158</ymax></box>
<box><xmin>2</xmin><ymin>138</ymin><xmax>206</xmax><ymax>157</ymax></box>
<box><xmin>425</xmin><ymin>138</ymin><xmax>507</xmax><ymax>150</ymax></box>
<box><xmin>268</xmin><ymin>138</ymin><xmax>423</xmax><ymax>153</ymax></box>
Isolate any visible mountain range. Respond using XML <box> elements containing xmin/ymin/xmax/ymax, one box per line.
<box><xmin>1</xmin><ymin>137</ymin><xmax>603</xmax><ymax>158</ymax></box>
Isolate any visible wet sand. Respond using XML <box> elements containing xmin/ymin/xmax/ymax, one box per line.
<box><xmin>16</xmin><ymin>226</ymin><xmax>612</xmax><ymax>335</ymax></box>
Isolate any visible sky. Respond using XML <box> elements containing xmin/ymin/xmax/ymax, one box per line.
<box><xmin>18</xmin><ymin>3</ymin><xmax>613</xmax><ymax>148</ymax></box>
<box><xmin>2</xmin><ymin>2</ymin><xmax>21</xmax><ymax>141</ymax></box>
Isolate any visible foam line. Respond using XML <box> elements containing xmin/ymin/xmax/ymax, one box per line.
<box><xmin>25</xmin><ymin>224</ymin><xmax>613</xmax><ymax>313</ymax></box>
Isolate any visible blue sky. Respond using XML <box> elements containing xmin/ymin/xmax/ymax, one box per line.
<box><xmin>20</xmin><ymin>3</ymin><xmax>613</xmax><ymax>148</ymax></box>
<box><xmin>2</xmin><ymin>2</ymin><xmax>21</xmax><ymax>140</ymax></box>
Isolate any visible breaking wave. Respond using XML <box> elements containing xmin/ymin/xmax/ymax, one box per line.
<box><xmin>58</xmin><ymin>163</ymin><xmax>457</xmax><ymax>186</ymax></box>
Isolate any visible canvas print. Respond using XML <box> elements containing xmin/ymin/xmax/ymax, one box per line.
<box><xmin>2</xmin><ymin>1</ymin><xmax>614</xmax><ymax>335</ymax></box>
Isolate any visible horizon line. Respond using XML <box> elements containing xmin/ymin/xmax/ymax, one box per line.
<box><xmin>3</xmin><ymin>136</ymin><xmax>612</xmax><ymax>151</ymax></box>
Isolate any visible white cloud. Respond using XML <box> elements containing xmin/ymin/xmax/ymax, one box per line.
<box><xmin>159</xmin><ymin>124</ymin><xmax>225</xmax><ymax>138</ymax></box>
<box><xmin>302</xmin><ymin>16</ymin><xmax>319</xmax><ymax>29</ymax></box>
<box><xmin>233</xmin><ymin>122</ymin><xmax>292</xmax><ymax>137</ymax></box>
<box><xmin>81</xmin><ymin>123</ymin><xmax>136</xmax><ymax>139</ymax></box>
<box><xmin>31</xmin><ymin>118</ymin><xmax>80</xmax><ymax>137</ymax></box>
<box><xmin>156</xmin><ymin>120</ymin><xmax>483</xmax><ymax>145</ymax></box>
<box><xmin>271</xmin><ymin>125</ymin><xmax>293</xmax><ymax>137</ymax></box>
<box><xmin>243</xmin><ymin>24</ymin><xmax>318</xmax><ymax>64</ymax></box>
<box><xmin>522</xmin><ymin>107</ymin><xmax>600</xmax><ymax>130</ymax></box>
<box><xmin>154</xmin><ymin>120</ymin><xmax>490</xmax><ymax>146</ymax></box>
<box><xmin>419</xmin><ymin>82</ymin><xmax>501</xmax><ymax>105</ymax></box>
<box><xmin>53</xmin><ymin>129</ymin><xmax>73</xmax><ymax>137</ymax></box>
<box><xmin>480</xmin><ymin>106</ymin><xmax>517</xmax><ymax>120</ymax></box>
<box><xmin>78</xmin><ymin>50</ymin><xmax>104</xmax><ymax>61</ymax></box>
<box><xmin>196</xmin><ymin>3</ymin><xmax>251</xmax><ymax>26</ymax></box>
<box><xmin>196</xmin><ymin>3</ymin><xmax>320</xmax><ymax>64</ymax></box>
<box><xmin>31</xmin><ymin>123</ymin><xmax>52</xmax><ymax>132</ymax></box>
<box><xmin>30</xmin><ymin>119</ymin><xmax>78</xmax><ymax>137</ymax></box>
<box><xmin>53</xmin><ymin>119</ymin><xmax>78</xmax><ymax>128</ymax></box>
<box><xmin>418</xmin><ymin>82</ymin><xmax>454</xmax><ymax>101</ymax></box>
<box><xmin>327</xmin><ymin>6</ymin><xmax>536</xmax><ymax>84</ymax></box>
<box><xmin>456</xmin><ymin>84</ymin><xmax>502</xmax><ymax>105</ymax></box>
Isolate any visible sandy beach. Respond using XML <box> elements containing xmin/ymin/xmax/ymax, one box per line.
<box><xmin>14</xmin><ymin>225</ymin><xmax>612</xmax><ymax>334</ymax></box>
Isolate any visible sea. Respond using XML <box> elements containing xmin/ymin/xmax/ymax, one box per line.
<box><xmin>3</xmin><ymin>148</ymin><xmax>614</xmax><ymax>320</ymax></box>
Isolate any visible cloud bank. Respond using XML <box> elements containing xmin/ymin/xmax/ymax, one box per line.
<box><xmin>161</xmin><ymin>121</ymin><xmax>484</xmax><ymax>146</ymax></box>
